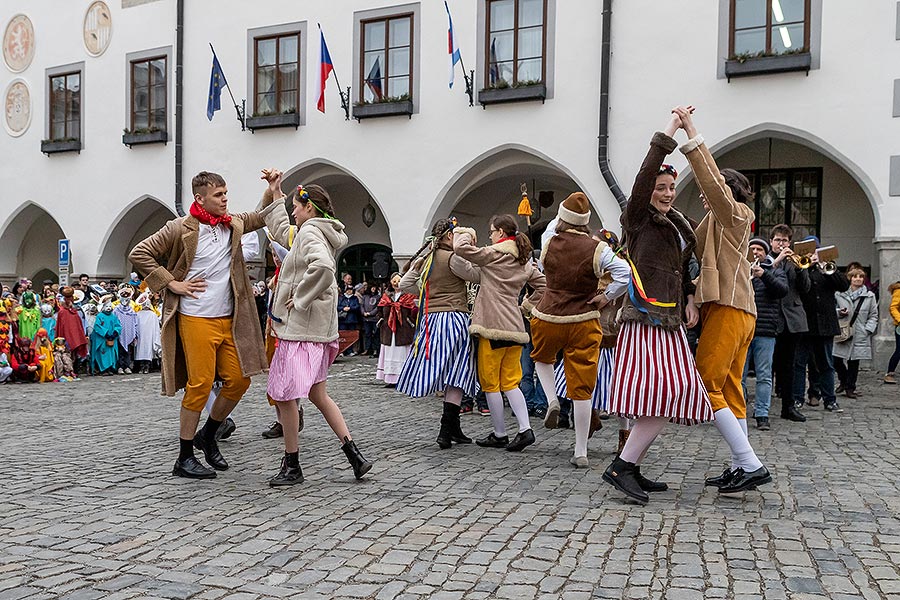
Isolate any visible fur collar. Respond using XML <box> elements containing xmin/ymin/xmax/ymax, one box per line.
<box><xmin>649</xmin><ymin>207</ymin><xmax>696</xmax><ymax>260</ymax></box>
<box><xmin>492</xmin><ymin>239</ymin><xmax>519</xmax><ymax>259</ymax></box>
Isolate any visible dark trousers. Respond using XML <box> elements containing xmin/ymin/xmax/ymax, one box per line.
<box><xmin>773</xmin><ymin>332</ymin><xmax>798</xmax><ymax>402</ymax></box>
<box><xmin>794</xmin><ymin>335</ymin><xmax>836</xmax><ymax>405</ymax></box>
<box><xmin>888</xmin><ymin>332</ymin><xmax>900</xmax><ymax>373</ymax></box>
<box><xmin>834</xmin><ymin>357</ymin><xmax>859</xmax><ymax>391</ymax></box>
<box><xmin>117</xmin><ymin>344</ymin><xmax>133</xmax><ymax>370</ymax></box>
<box><xmin>362</xmin><ymin>320</ymin><xmax>379</xmax><ymax>355</ymax></box>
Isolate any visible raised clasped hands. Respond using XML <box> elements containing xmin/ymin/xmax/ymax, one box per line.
<box><xmin>260</xmin><ymin>168</ymin><xmax>284</xmax><ymax>196</ymax></box>
<box><xmin>671</xmin><ymin>105</ymin><xmax>698</xmax><ymax>138</ymax></box>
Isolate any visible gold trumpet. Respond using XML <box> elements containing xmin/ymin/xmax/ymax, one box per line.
<box><xmin>788</xmin><ymin>253</ymin><xmax>812</xmax><ymax>269</ymax></box>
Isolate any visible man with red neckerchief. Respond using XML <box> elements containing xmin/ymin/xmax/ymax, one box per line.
<box><xmin>130</xmin><ymin>171</ymin><xmax>280</xmax><ymax>479</ymax></box>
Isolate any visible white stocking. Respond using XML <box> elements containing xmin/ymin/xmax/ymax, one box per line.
<box><xmin>485</xmin><ymin>392</ymin><xmax>507</xmax><ymax>437</ymax></box>
<box><xmin>534</xmin><ymin>362</ymin><xmax>559</xmax><ymax>408</ymax></box>
<box><xmin>573</xmin><ymin>400</ymin><xmax>591</xmax><ymax>458</ymax></box>
<box><xmin>714</xmin><ymin>408</ymin><xmax>763</xmax><ymax>471</ymax></box>
<box><xmin>504</xmin><ymin>387</ymin><xmax>532</xmax><ymax>433</ymax></box>
<box><xmin>620</xmin><ymin>416</ymin><xmax>668</xmax><ymax>464</ymax></box>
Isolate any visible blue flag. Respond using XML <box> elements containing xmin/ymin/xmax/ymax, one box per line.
<box><xmin>207</xmin><ymin>52</ymin><xmax>228</xmax><ymax>121</ymax></box>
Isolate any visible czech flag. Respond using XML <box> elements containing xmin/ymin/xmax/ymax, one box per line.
<box><xmin>445</xmin><ymin>1</ymin><xmax>461</xmax><ymax>88</ymax></box>
<box><xmin>316</xmin><ymin>29</ymin><xmax>334</xmax><ymax>113</ymax></box>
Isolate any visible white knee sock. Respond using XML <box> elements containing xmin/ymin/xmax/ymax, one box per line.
<box><xmin>714</xmin><ymin>408</ymin><xmax>763</xmax><ymax>471</ymax></box>
<box><xmin>739</xmin><ymin>418</ymin><xmax>748</xmax><ymax>438</ymax></box>
<box><xmin>485</xmin><ymin>392</ymin><xmax>507</xmax><ymax>437</ymax></box>
<box><xmin>534</xmin><ymin>362</ymin><xmax>559</xmax><ymax>408</ymax></box>
<box><xmin>620</xmin><ymin>416</ymin><xmax>668</xmax><ymax>464</ymax></box>
<box><xmin>573</xmin><ymin>400</ymin><xmax>591</xmax><ymax>458</ymax></box>
<box><xmin>504</xmin><ymin>387</ymin><xmax>532</xmax><ymax>433</ymax></box>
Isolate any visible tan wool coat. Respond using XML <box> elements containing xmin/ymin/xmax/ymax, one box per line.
<box><xmin>129</xmin><ymin>203</ymin><xmax>277</xmax><ymax>396</ymax></box>
<box><xmin>682</xmin><ymin>135</ymin><xmax>757</xmax><ymax>318</ymax></box>
<box><xmin>453</xmin><ymin>227</ymin><xmax>545</xmax><ymax>344</ymax></box>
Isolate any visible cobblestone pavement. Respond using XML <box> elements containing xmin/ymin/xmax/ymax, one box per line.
<box><xmin>1</xmin><ymin>357</ymin><xmax>899</xmax><ymax>600</ymax></box>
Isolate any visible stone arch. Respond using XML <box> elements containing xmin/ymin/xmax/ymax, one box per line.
<box><xmin>674</xmin><ymin>123</ymin><xmax>882</xmax><ymax>235</ymax></box>
<box><xmin>674</xmin><ymin>123</ymin><xmax>879</xmax><ymax>274</ymax></box>
<box><xmin>96</xmin><ymin>195</ymin><xmax>177</xmax><ymax>278</ymax></box>
<box><xmin>427</xmin><ymin>144</ymin><xmax>603</xmax><ymax>245</ymax></box>
<box><xmin>0</xmin><ymin>201</ymin><xmax>67</xmax><ymax>281</ymax></box>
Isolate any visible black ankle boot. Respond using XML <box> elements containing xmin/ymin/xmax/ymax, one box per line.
<box><xmin>269</xmin><ymin>453</ymin><xmax>304</xmax><ymax>487</ymax></box>
<box><xmin>634</xmin><ymin>465</ymin><xmax>668</xmax><ymax>492</ymax></box>
<box><xmin>443</xmin><ymin>402</ymin><xmax>471</xmax><ymax>445</ymax></box>
<box><xmin>603</xmin><ymin>457</ymin><xmax>649</xmax><ymax>504</ymax></box>
<box><xmin>341</xmin><ymin>437</ymin><xmax>373</xmax><ymax>480</ymax></box>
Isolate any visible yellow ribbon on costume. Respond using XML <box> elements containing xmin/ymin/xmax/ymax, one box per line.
<box><xmin>626</xmin><ymin>256</ymin><xmax>676</xmax><ymax>308</ymax></box>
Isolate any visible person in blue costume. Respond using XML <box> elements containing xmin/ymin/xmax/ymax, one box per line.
<box><xmin>40</xmin><ymin>303</ymin><xmax>56</xmax><ymax>340</ymax></box>
<box><xmin>91</xmin><ymin>295</ymin><xmax>122</xmax><ymax>375</ymax></box>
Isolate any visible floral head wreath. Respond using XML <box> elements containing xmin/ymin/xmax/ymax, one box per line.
<box><xmin>297</xmin><ymin>185</ymin><xmax>335</xmax><ymax>220</ymax></box>
<box><xmin>658</xmin><ymin>164</ymin><xmax>678</xmax><ymax>179</ymax></box>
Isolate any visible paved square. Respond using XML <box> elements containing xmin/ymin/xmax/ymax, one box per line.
<box><xmin>1</xmin><ymin>358</ymin><xmax>899</xmax><ymax>599</ymax></box>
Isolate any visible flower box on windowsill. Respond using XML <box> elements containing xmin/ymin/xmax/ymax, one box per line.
<box><xmin>122</xmin><ymin>130</ymin><xmax>168</xmax><ymax>147</ymax></box>
<box><xmin>724</xmin><ymin>52</ymin><xmax>811</xmax><ymax>81</ymax></box>
<box><xmin>245</xmin><ymin>112</ymin><xmax>300</xmax><ymax>132</ymax></box>
<box><xmin>478</xmin><ymin>83</ymin><xmax>546</xmax><ymax>107</ymax></box>
<box><xmin>353</xmin><ymin>99</ymin><xmax>414</xmax><ymax>121</ymax></box>
<box><xmin>41</xmin><ymin>139</ymin><xmax>82</xmax><ymax>155</ymax></box>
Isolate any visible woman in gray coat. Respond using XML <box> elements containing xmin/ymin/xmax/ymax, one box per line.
<box><xmin>833</xmin><ymin>267</ymin><xmax>878</xmax><ymax>399</ymax></box>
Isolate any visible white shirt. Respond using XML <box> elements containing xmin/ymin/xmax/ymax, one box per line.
<box><xmin>179</xmin><ymin>223</ymin><xmax>234</xmax><ymax>318</ymax></box>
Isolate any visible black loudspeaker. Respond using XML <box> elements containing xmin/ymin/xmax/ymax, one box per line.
<box><xmin>538</xmin><ymin>190</ymin><xmax>555</xmax><ymax>208</ymax></box>
<box><xmin>372</xmin><ymin>251</ymin><xmax>391</xmax><ymax>279</ymax></box>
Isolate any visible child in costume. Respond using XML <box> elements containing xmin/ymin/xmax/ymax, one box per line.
<box><xmin>113</xmin><ymin>284</ymin><xmax>139</xmax><ymax>374</ymax></box>
<box><xmin>53</xmin><ymin>337</ymin><xmax>78</xmax><ymax>380</ymax></box>
<box><xmin>134</xmin><ymin>291</ymin><xmax>162</xmax><ymax>374</ymax></box>
<box><xmin>18</xmin><ymin>291</ymin><xmax>41</xmax><ymax>340</ymax></box>
<box><xmin>453</xmin><ymin>214</ymin><xmax>546</xmax><ymax>452</ymax></box>
<box><xmin>0</xmin><ymin>326</ymin><xmax>11</xmax><ymax>383</ymax></box>
<box><xmin>375</xmin><ymin>272</ymin><xmax>417</xmax><ymax>387</ymax></box>
<box><xmin>40</xmin><ymin>303</ymin><xmax>56</xmax><ymax>340</ymax></box>
<box><xmin>10</xmin><ymin>336</ymin><xmax>40</xmax><ymax>382</ymax></box>
<box><xmin>91</xmin><ymin>295</ymin><xmax>121</xmax><ymax>375</ymax></box>
<box><xmin>33</xmin><ymin>328</ymin><xmax>56</xmax><ymax>382</ymax></box>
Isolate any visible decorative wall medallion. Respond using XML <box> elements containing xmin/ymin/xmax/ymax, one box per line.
<box><xmin>4</xmin><ymin>79</ymin><xmax>32</xmax><ymax>137</ymax></box>
<box><xmin>3</xmin><ymin>14</ymin><xmax>35</xmax><ymax>73</ymax></box>
<box><xmin>83</xmin><ymin>1</ymin><xmax>112</xmax><ymax>57</ymax></box>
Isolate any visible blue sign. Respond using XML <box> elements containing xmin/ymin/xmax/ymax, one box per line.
<box><xmin>59</xmin><ymin>239</ymin><xmax>70</xmax><ymax>266</ymax></box>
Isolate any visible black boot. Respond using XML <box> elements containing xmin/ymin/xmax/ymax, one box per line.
<box><xmin>193</xmin><ymin>431</ymin><xmax>228</xmax><ymax>470</ymax></box>
<box><xmin>634</xmin><ymin>466</ymin><xmax>668</xmax><ymax>492</ymax></box>
<box><xmin>341</xmin><ymin>437</ymin><xmax>373</xmax><ymax>480</ymax></box>
<box><xmin>602</xmin><ymin>457</ymin><xmax>649</xmax><ymax>504</ymax></box>
<box><xmin>443</xmin><ymin>402</ymin><xmax>472</xmax><ymax>445</ymax></box>
<box><xmin>781</xmin><ymin>401</ymin><xmax>807</xmax><ymax>422</ymax></box>
<box><xmin>436</xmin><ymin>421</ymin><xmax>452</xmax><ymax>450</ymax></box>
<box><xmin>269</xmin><ymin>452</ymin><xmax>304</xmax><ymax>486</ymax></box>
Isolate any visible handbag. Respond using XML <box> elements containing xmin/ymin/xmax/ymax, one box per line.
<box><xmin>835</xmin><ymin>297</ymin><xmax>865</xmax><ymax>343</ymax></box>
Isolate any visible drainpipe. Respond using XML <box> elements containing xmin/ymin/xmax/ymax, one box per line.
<box><xmin>598</xmin><ymin>0</ymin><xmax>627</xmax><ymax>210</ymax></box>
<box><xmin>174</xmin><ymin>0</ymin><xmax>185</xmax><ymax>216</ymax></box>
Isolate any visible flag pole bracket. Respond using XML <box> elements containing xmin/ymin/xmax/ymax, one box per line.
<box><xmin>235</xmin><ymin>99</ymin><xmax>246</xmax><ymax>131</ymax></box>
<box><xmin>464</xmin><ymin>70</ymin><xmax>474</xmax><ymax>107</ymax></box>
<box><xmin>339</xmin><ymin>87</ymin><xmax>351</xmax><ymax>121</ymax></box>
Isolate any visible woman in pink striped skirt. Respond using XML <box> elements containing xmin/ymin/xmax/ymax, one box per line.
<box><xmin>602</xmin><ymin>109</ymin><xmax>713</xmax><ymax>505</ymax></box>
<box><xmin>260</xmin><ymin>169</ymin><xmax>372</xmax><ymax>487</ymax></box>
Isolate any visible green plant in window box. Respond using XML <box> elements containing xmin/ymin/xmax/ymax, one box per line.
<box><xmin>729</xmin><ymin>47</ymin><xmax>809</xmax><ymax>63</ymax></box>
<box><xmin>353</xmin><ymin>93</ymin><xmax>411</xmax><ymax>107</ymax></box>
<box><xmin>123</xmin><ymin>126</ymin><xmax>164</xmax><ymax>135</ymax></box>
<box><xmin>42</xmin><ymin>137</ymin><xmax>80</xmax><ymax>143</ymax></box>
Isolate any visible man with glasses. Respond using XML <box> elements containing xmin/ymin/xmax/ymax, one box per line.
<box><xmin>768</xmin><ymin>224</ymin><xmax>809</xmax><ymax>422</ymax></box>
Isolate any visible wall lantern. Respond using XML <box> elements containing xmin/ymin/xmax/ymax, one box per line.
<box><xmin>362</xmin><ymin>202</ymin><xmax>377</xmax><ymax>228</ymax></box>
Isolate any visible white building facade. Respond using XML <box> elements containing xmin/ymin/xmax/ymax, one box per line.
<box><xmin>2</xmin><ymin>0</ymin><xmax>899</xmax><ymax>354</ymax></box>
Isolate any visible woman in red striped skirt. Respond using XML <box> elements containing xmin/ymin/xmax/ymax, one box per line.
<box><xmin>603</xmin><ymin>108</ymin><xmax>714</xmax><ymax>504</ymax></box>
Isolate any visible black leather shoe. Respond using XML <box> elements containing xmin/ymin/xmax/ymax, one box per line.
<box><xmin>172</xmin><ymin>456</ymin><xmax>216</xmax><ymax>479</ymax></box>
<box><xmin>602</xmin><ymin>457</ymin><xmax>649</xmax><ymax>504</ymax></box>
<box><xmin>505</xmin><ymin>429</ymin><xmax>535</xmax><ymax>452</ymax></box>
<box><xmin>475</xmin><ymin>432</ymin><xmax>509</xmax><ymax>448</ymax></box>
<box><xmin>634</xmin><ymin>466</ymin><xmax>668</xmax><ymax>492</ymax></box>
<box><xmin>215</xmin><ymin>417</ymin><xmax>236</xmax><ymax>441</ymax></box>
<box><xmin>262</xmin><ymin>421</ymin><xmax>284</xmax><ymax>439</ymax></box>
<box><xmin>756</xmin><ymin>417</ymin><xmax>770</xmax><ymax>431</ymax></box>
<box><xmin>782</xmin><ymin>404</ymin><xmax>807</xmax><ymax>422</ymax></box>
<box><xmin>718</xmin><ymin>466</ymin><xmax>772</xmax><ymax>493</ymax></box>
<box><xmin>705</xmin><ymin>466</ymin><xmax>736</xmax><ymax>488</ymax></box>
<box><xmin>193</xmin><ymin>432</ymin><xmax>229</xmax><ymax>470</ymax></box>
<box><xmin>269</xmin><ymin>456</ymin><xmax>304</xmax><ymax>487</ymax></box>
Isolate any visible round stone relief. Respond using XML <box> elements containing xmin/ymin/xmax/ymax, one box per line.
<box><xmin>4</xmin><ymin>79</ymin><xmax>32</xmax><ymax>137</ymax></box>
<box><xmin>3</xmin><ymin>14</ymin><xmax>35</xmax><ymax>73</ymax></box>
<box><xmin>83</xmin><ymin>1</ymin><xmax>112</xmax><ymax>57</ymax></box>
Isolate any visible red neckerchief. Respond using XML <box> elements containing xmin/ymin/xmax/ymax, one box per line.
<box><xmin>189</xmin><ymin>201</ymin><xmax>233</xmax><ymax>228</ymax></box>
<box><xmin>496</xmin><ymin>236</ymin><xmax>516</xmax><ymax>244</ymax></box>
<box><xmin>377</xmin><ymin>292</ymin><xmax>417</xmax><ymax>333</ymax></box>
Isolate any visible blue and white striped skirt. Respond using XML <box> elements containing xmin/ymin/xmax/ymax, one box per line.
<box><xmin>397</xmin><ymin>311</ymin><xmax>478</xmax><ymax>398</ymax></box>
<box><xmin>554</xmin><ymin>346</ymin><xmax>615</xmax><ymax>410</ymax></box>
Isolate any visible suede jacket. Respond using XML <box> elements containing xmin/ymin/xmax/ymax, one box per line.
<box><xmin>453</xmin><ymin>227</ymin><xmax>545</xmax><ymax>344</ymax></box>
<box><xmin>619</xmin><ymin>132</ymin><xmax>698</xmax><ymax>331</ymax></box>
